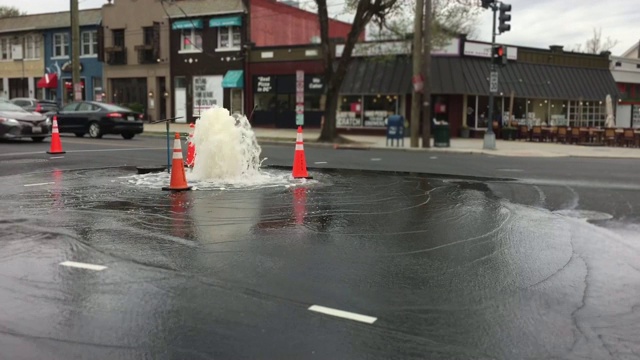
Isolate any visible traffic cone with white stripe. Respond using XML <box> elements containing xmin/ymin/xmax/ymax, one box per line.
<box><xmin>185</xmin><ymin>123</ymin><xmax>196</xmax><ymax>167</ymax></box>
<box><xmin>292</xmin><ymin>126</ymin><xmax>312</xmax><ymax>179</ymax></box>
<box><xmin>162</xmin><ymin>132</ymin><xmax>192</xmax><ymax>192</ymax></box>
<box><xmin>46</xmin><ymin>116</ymin><xmax>65</xmax><ymax>154</ymax></box>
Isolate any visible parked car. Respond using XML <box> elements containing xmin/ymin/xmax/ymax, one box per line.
<box><xmin>53</xmin><ymin>101</ymin><xmax>144</xmax><ymax>139</ymax></box>
<box><xmin>0</xmin><ymin>102</ymin><xmax>51</xmax><ymax>142</ymax></box>
<box><xmin>10</xmin><ymin>98</ymin><xmax>59</xmax><ymax>114</ymax></box>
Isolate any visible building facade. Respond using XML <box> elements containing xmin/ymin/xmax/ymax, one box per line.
<box><xmin>100</xmin><ymin>0</ymin><xmax>172</xmax><ymax>122</ymax></box>
<box><xmin>0</xmin><ymin>13</ymin><xmax>47</xmax><ymax>100</ymax></box>
<box><xmin>610</xmin><ymin>41</ymin><xmax>640</xmax><ymax>128</ymax></box>
<box><xmin>167</xmin><ymin>0</ymin><xmax>247</xmax><ymax>123</ymax></box>
<box><xmin>40</xmin><ymin>9</ymin><xmax>103</xmax><ymax>104</ymax></box>
<box><xmin>248</xmin><ymin>44</ymin><xmax>325</xmax><ymax>128</ymax></box>
<box><xmin>332</xmin><ymin>36</ymin><xmax>619</xmax><ymax>137</ymax></box>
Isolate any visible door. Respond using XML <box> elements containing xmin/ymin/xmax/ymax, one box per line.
<box><xmin>56</xmin><ymin>102</ymin><xmax>81</xmax><ymax>133</ymax></box>
<box><xmin>230</xmin><ymin>88</ymin><xmax>243</xmax><ymax>115</ymax></box>
<box><xmin>175</xmin><ymin>88</ymin><xmax>187</xmax><ymax>124</ymax></box>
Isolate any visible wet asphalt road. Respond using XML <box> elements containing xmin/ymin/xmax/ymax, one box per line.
<box><xmin>1</xmin><ymin>135</ymin><xmax>640</xmax><ymax>359</ymax></box>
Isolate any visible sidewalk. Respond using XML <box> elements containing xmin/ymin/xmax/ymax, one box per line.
<box><xmin>142</xmin><ymin>122</ymin><xmax>640</xmax><ymax>159</ymax></box>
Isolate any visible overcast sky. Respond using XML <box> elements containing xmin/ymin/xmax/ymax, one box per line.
<box><xmin>1</xmin><ymin>0</ymin><xmax>637</xmax><ymax>55</ymax></box>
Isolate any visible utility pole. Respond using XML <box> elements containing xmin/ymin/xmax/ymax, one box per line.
<box><xmin>409</xmin><ymin>0</ymin><xmax>424</xmax><ymax>147</ymax></box>
<box><xmin>71</xmin><ymin>0</ymin><xmax>81</xmax><ymax>101</ymax></box>
<box><xmin>421</xmin><ymin>0</ymin><xmax>431</xmax><ymax>148</ymax></box>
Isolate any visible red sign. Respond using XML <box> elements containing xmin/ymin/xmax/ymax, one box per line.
<box><xmin>412</xmin><ymin>74</ymin><xmax>424</xmax><ymax>93</ymax></box>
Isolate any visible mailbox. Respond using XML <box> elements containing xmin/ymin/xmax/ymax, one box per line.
<box><xmin>386</xmin><ymin>115</ymin><xmax>404</xmax><ymax>147</ymax></box>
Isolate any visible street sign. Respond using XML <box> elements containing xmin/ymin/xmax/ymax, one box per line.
<box><xmin>74</xmin><ymin>83</ymin><xmax>83</xmax><ymax>101</ymax></box>
<box><xmin>489</xmin><ymin>70</ymin><xmax>499</xmax><ymax>93</ymax></box>
<box><xmin>296</xmin><ymin>70</ymin><xmax>304</xmax><ymax>126</ymax></box>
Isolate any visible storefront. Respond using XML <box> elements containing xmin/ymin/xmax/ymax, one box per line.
<box><xmin>252</xmin><ymin>73</ymin><xmax>324</xmax><ymax>128</ymax></box>
<box><xmin>335</xmin><ymin>56</ymin><xmax>412</xmax><ymax>132</ymax></box>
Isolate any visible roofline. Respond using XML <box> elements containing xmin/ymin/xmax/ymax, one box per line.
<box><xmin>166</xmin><ymin>10</ymin><xmax>246</xmax><ymax>19</ymax></box>
<box><xmin>0</xmin><ymin>27</ymin><xmax>37</xmax><ymax>34</ymax></box>
<box><xmin>255</xmin><ymin>0</ymin><xmax>353</xmax><ymax>27</ymax></box>
<box><xmin>0</xmin><ymin>7</ymin><xmax>101</xmax><ymax>20</ymax></box>
<box><xmin>620</xmin><ymin>41</ymin><xmax>639</xmax><ymax>57</ymax></box>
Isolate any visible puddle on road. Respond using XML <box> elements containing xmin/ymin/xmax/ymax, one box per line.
<box><xmin>119</xmin><ymin>168</ymin><xmax>316</xmax><ymax>191</ymax></box>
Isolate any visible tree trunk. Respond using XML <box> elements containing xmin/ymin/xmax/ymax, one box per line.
<box><xmin>319</xmin><ymin>83</ymin><xmax>339</xmax><ymax>142</ymax></box>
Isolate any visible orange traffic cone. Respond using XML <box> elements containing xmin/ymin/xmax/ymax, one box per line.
<box><xmin>162</xmin><ymin>132</ymin><xmax>192</xmax><ymax>192</ymax></box>
<box><xmin>47</xmin><ymin>116</ymin><xmax>65</xmax><ymax>154</ymax></box>
<box><xmin>292</xmin><ymin>126</ymin><xmax>312</xmax><ymax>179</ymax></box>
<box><xmin>185</xmin><ymin>123</ymin><xmax>196</xmax><ymax>167</ymax></box>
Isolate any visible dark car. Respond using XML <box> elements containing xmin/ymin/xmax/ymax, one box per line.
<box><xmin>53</xmin><ymin>101</ymin><xmax>144</xmax><ymax>139</ymax></box>
<box><xmin>0</xmin><ymin>102</ymin><xmax>51</xmax><ymax>142</ymax></box>
<box><xmin>10</xmin><ymin>98</ymin><xmax>59</xmax><ymax>114</ymax></box>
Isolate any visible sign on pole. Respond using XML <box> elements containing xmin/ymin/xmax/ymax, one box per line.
<box><xmin>489</xmin><ymin>70</ymin><xmax>499</xmax><ymax>93</ymax></box>
<box><xmin>74</xmin><ymin>83</ymin><xmax>83</xmax><ymax>101</ymax></box>
<box><xmin>296</xmin><ymin>70</ymin><xmax>304</xmax><ymax>126</ymax></box>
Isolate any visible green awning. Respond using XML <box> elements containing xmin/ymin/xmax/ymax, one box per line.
<box><xmin>172</xmin><ymin>19</ymin><xmax>203</xmax><ymax>30</ymax></box>
<box><xmin>209</xmin><ymin>15</ymin><xmax>242</xmax><ymax>27</ymax></box>
<box><xmin>222</xmin><ymin>70</ymin><xmax>244</xmax><ymax>88</ymax></box>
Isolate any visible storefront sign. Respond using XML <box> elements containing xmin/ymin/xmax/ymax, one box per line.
<box><xmin>364</xmin><ymin>111</ymin><xmax>387</xmax><ymax>127</ymax></box>
<box><xmin>633</xmin><ymin>105</ymin><xmax>640</xmax><ymax>128</ymax></box>
<box><xmin>296</xmin><ymin>70</ymin><xmax>304</xmax><ymax>125</ymax></box>
<box><xmin>464</xmin><ymin>41</ymin><xmax>518</xmax><ymax>60</ymax></box>
<box><xmin>193</xmin><ymin>75</ymin><xmax>223</xmax><ymax>114</ymax></box>
<box><xmin>337</xmin><ymin>112</ymin><xmax>362</xmax><ymax>128</ymax></box>
<box><xmin>307</xmin><ymin>77</ymin><xmax>323</xmax><ymax>91</ymax></box>
<box><xmin>255</xmin><ymin>76</ymin><xmax>273</xmax><ymax>93</ymax></box>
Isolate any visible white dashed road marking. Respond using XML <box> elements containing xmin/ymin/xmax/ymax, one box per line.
<box><xmin>60</xmin><ymin>261</ymin><xmax>107</xmax><ymax>271</ymax></box>
<box><xmin>24</xmin><ymin>182</ymin><xmax>55</xmax><ymax>187</ymax></box>
<box><xmin>430</xmin><ymin>156</ymin><xmax>438</xmax><ymax>159</ymax></box>
<box><xmin>49</xmin><ymin>156</ymin><xmax>65</xmax><ymax>159</ymax></box>
<box><xmin>497</xmin><ymin>169</ymin><xmax>524</xmax><ymax>172</ymax></box>
<box><xmin>370</xmin><ymin>158</ymin><xmax>382</xmax><ymax>161</ymax></box>
<box><xmin>314</xmin><ymin>161</ymin><xmax>328</xmax><ymax>164</ymax></box>
<box><xmin>308</xmin><ymin>305</ymin><xmax>377</xmax><ymax>324</ymax></box>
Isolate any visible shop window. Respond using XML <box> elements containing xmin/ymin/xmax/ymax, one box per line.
<box><xmin>217</xmin><ymin>26</ymin><xmax>241</xmax><ymax>50</ymax></box>
<box><xmin>276</xmin><ymin>94</ymin><xmax>293</xmax><ymax>112</ymax></box>
<box><xmin>254</xmin><ymin>93</ymin><xmax>276</xmax><ymax>111</ymax></box>
<box><xmin>466</xmin><ymin>95</ymin><xmax>476</xmax><ymax>128</ymax></box>
<box><xmin>477</xmin><ymin>96</ymin><xmax>490</xmax><ymax>128</ymax></box>
<box><xmin>337</xmin><ymin>95</ymin><xmax>362</xmax><ymax>128</ymax></box>
<box><xmin>304</xmin><ymin>94</ymin><xmax>321</xmax><ymax>111</ymax></box>
<box><xmin>180</xmin><ymin>28</ymin><xmax>202</xmax><ymax>52</ymax></box>
<box><xmin>363</xmin><ymin>95</ymin><xmax>397</xmax><ymax>127</ymax></box>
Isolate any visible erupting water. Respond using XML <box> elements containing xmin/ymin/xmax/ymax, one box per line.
<box><xmin>190</xmin><ymin>107</ymin><xmax>263</xmax><ymax>181</ymax></box>
<box><xmin>124</xmin><ymin>106</ymin><xmax>314</xmax><ymax>190</ymax></box>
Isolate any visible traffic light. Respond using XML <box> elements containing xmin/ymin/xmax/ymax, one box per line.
<box><xmin>481</xmin><ymin>0</ymin><xmax>495</xmax><ymax>9</ymax></box>
<box><xmin>493</xmin><ymin>45</ymin><xmax>508</xmax><ymax>66</ymax></box>
<box><xmin>498</xmin><ymin>3</ymin><xmax>512</xmax><ymax>34</ymax></box>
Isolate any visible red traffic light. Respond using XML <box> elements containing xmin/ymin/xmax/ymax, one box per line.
<box><xmin>497</xmin><ymin>47</ymin><xmax>504</xmax><ymax>56</ymax></box>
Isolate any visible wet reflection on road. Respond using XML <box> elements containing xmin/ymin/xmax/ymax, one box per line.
<box><xmin>0</xmin><ymin>167</ymin><xmax>639</xmax><ymax>359</ymax></box>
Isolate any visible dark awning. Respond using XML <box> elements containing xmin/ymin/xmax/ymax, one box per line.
<box><xmin>461</xmin><ymin>57</ymin><xmax>620</xmax><ymax>101</ymax></box>
<box><xmin>338</xmin><ymin>55</ymin><xmax>619</xmax><ymax>101</ymax></box>
<box><xmin>340</xmin><ymin>56</ymin><xmax>412</xmax><ymax>95</ymax></box>
<box><xmin>339</xmin><ymin>56</ymin><xmax>468</xmax><ymax>95</ymax></box>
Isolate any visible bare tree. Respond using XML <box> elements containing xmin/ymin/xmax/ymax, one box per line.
<box><xmin>316</xmin><ymin>0</ymin><xmax>479</xmax><ymax>142</ymax></box>
<box><xmin>0</xmin><ymin>6</ymin><xmax>25</xmax><ymax>18</ymax></box>
<box><xmin>573</xmin><ymin>27</ymin><xmax>619</xmax><ymax>54</ymax></box>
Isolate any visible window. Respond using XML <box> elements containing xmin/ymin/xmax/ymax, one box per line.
<box><xmin>113</xmin><ymin>29</ymin><xmax>125</xmax><ymax>47</ymax></box>
<box><xmin>180</xmin><ymin>28</ymin><xmax>202</xmax><ymax>52</ymax></box>
<box><xmin>62</xmin><ymin>103</ymin><xmax>79</xmax><ymax>112</ymax></box>
<box><xmin>25</xmin><ymin>35</ymin><xmax>40</xmax><ymax>59</ymax></box>
<box><xmin>143</xmin><ymin>27</ymin><xmax>154</xmax><ymax>46</ymax></box>
<box><xmin>217</xmin><ymin>26</ymin><xmax>241</xmax><ymax>50</ymax></box>
<box><xmin>81</xmin><ymin>31</ymin><xmax>98</xmax><ymax>56</ymax></box>
<box><xmin>53</xmin><ymin>33</ymin><xmax>69</xmax><ymax>58</ymax></box>
<box><xmin>1</xmin><ymin>38</ymin><xmax>10</xmax><ymax>60</ymax></box>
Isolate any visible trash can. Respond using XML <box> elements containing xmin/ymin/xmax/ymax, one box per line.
<box><xmin>386</xmin><ymin>115</ymin><xmax>404</xmax><ymax>147</ymax></box>
<box><xmin>433</xmin><ymin>123</ymin><xmax>450</xmax><ymax>147</ymax></box>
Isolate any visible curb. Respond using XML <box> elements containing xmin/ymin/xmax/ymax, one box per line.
<box><xmin>140</xmin><ymin>131</ymin><xmax>640</xmax><ymax>160</ymax></box>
